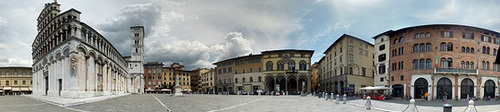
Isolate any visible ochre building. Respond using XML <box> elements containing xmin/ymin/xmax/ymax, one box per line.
<box><xmin>0</xmin><ymin>67</ymin><xmax>32</xmax><ymax>95</ymax></box>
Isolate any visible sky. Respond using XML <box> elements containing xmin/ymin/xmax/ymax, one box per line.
<box><xmin>0</xmin><ymin>0</ymin><xmax>499</xmax><ymax>70</ymax></box>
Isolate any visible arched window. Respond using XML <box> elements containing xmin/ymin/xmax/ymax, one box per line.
<box><xmin>426</xmin><ymin>33</ymin><xmax>430</xmax><ymax>38</ymax></box>
<box><xmin>470</xmin><ymin>62</ymin><xmax>474</xmax><ymax>69</ymax></box>
<box><xmin>482</xmin><ymin>61</ymin><xmax>486</xmax><ymax>69</ymax></box>
<box><xmin>277</xmin><ymin>60</ymin><xmax>285</xmax><ymax>71</ymax></box>
<box><xmin>447</xmin><ymin>43</ymin><xmax>453</xmax><ymax>51</ymax></box>
<box><xmin>250</xmin><ymin>68</ymin><xmax>253</xmax><ymax>73</ymax></box>
<box><xmin>420</xmin><ymin>44</ymin><xmax>425</xmax><ymax>52</ymax></box>
<box><xmin>299</xmin><ymin>60</ymin><xmax>307</xmax><ymax>70</ymax></box>
<box><xmin>447</xmin><ymin>58</ymin><xmax>453</xmax><ymax>67</ymax></box>
<box><xmin>258</xmin><ymin>76</ymin><xmax>262</xmax><ymax>82</ymax></box>
<box><xmin>414</xmin><ymin>44</ymin><xmax>419</xmax><ymax>52</ymax></box>
<box><xmin>486</xmin><ymin>61</ymin><xmax>490</xmax><ymax>70</ymax></box>
<box><xmin>400</xmin><ymin>37</ymin><xmax>404</xmax><ymax>43</ymax></box>
<box><xmin>415</xmin><ymin>34</ymin><xmax>420</xmax><ymax>38</ymax></box>
<box><xmin>461</xmin><ymin>47</ymin><xmax>465</xmax><ymax>52</ymax></box>
<box><xmin>494</xmin><ymin>49</ymin><xmax>497</xmax><ymax>56</ymax></box>
<box><xmin>420</xmin><ymin>33</ymin><xmax>425</xmax><ymax>38</ymax></box>
<box><xmin>466</xmin><ymin>61</ymin><xmax>470</xmax><ymax>69</ymax></box>
<box><xmin>466</xmin><ymin>47</ymin><xmax>470</xmax><ymax>53</ymax></box>
<box><xmin>266</xmin><ymin>61</ymin><xmax>273</xmax><ymax>71</ymax></box>
<box><xmin>288</xmin><ymin>60</ymin><xmax>295</xmax><ymax>71</ymax></box>
<box><xmin>461</xmin><ymin>61</ymin><xmax>465</xmax><ymax>68</ymax></box>
<box><xmin>258</xmin><ymin>67</ymin><xmax>262</xmax><ymax>72</ymax></box>
<box><xmin>426</xmin><ymin>59</ymin><xmax>432</xmax><ymax>69</ymax></box>
<box><xmin>242</xmin><ymin>77</ymin><xmax>246</xmax><ymax>82</ymax></box>
<box><xmin>440</xmin><ymin>58</ymin><xmax>446</xmax><ymax>68</ymax></box>
<box><xmin>483</xmin><ymin>46</ymin><xmax>486</xmax><ymax>54</ymax></box>
<box><xmin>413</xmin><ymin>60</ymin><xmax>419</xmax><ymax>70</ymax></box>
<box><xmin>440</xmin><ymin>43</ymin><xmax>447</xmax><ymax>51</ymax></box>
<box><xmin>487</xmin><ymin>47</ymin><xmax>490</xmax><ymax>54</ymax></box>
<box><xmin>426</xmin><ymin>44</ymin><xmax>432</xmax><ymax>51</ymax></box>
<box><xmin>235</xmin><ymin>78</ymin><xmax>238</xmax><ymax>83</ymax></box>
<box><xmin>394</xmin><ymin>39</ymin><xmax>399</xmax><ymax>44</ymax></box>
<box><xmin>471</xmin><ymin>48</ymin><xmax>474</xmax><ymax>53</ymax></box>
<box><xmin>419</xmin><ymin>59</ymin><xmax>425</xmax><ymax>69</ymax></box>
<box><xmin>250</xmin><ymin>77</ymin><xmax>253</xmax><ymax>82</ymax></box>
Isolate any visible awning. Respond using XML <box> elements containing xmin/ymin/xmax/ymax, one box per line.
<box><xmin>3</xmin><ymin>87</ymin><xmax>12</xmax><ymax>90</ymax></box>
<box><xmin>12</xmin><ymin>87</ymin><xmax>20</xmax><ymax>91</ymax></box>
<box><xmin>146</xmin><ymin>88</ymin><xmax>154</xmax><ymax>91</ymax></box>
<box><xmin>29</xmin><ymin>87</ymin><xmax>33</xmax><ymax>91</ymax></box>
<box><xmin>183</xmin><ymin>89</ymin><xmax>192</xmax><ymax>91</ymax></box>
<box><xmin>360</xmin><ymin>86</ymin><xmax>391</xmax><ymax>90</ymax></box>
<box><xmin>161</xmin><ymin>89</ymin><xmax>171</xmax><ymax>91</ymax></box>
<box><xmin>20</xmin><ymin>87</ymin><xmax>30</xmax><ymax>91</ymax></box>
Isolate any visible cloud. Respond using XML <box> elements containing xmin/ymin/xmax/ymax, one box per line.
<box><xmin>0</xmin><ymin>58</ymin><xmax>31</xmax><ymax>67</ymax></box>
<box><xmin>212</xmin><ymin>32</ymin><xmax>254</xmax><ymax>62</ymax></box>
<box><xmin>0</xmin><ymin>16</ymin><xmax>7</xmax><ymax>27</ymax></box>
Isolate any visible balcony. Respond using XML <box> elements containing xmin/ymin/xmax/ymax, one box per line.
<box><xmin>434</xmin><ymin>68</ymin><xmax>478</xmax><ymax>75</ymax></box>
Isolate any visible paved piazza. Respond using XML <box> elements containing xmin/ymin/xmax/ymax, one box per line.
<box><xmin>2</xmin><ymin>94</ymin><xmax>500</xmax><ymax>112</ymax></box>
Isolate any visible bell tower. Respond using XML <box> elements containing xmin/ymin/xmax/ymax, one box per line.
<box><xmin>129</xmin><ymin>26</ymin><xmax>145</xmax><ymax>94</ymax></box>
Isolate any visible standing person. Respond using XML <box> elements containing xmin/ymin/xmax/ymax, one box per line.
<box><xmin>421</xmin><ymin>91</ymin><xmax>424</xmax><ymax>100</ymax></box>
<box><xmin>494</xmin><ymin>93</ymin><xmax>498</xmax><ymax>100</ymax></box>
<box><xmin>444</xmin><ymin>92</ymin><xmax>448</xmax><ymax>102</ymax></box>
<box><xmin>425</xmin><ymin>92</ymin><xmax>429</xmax><ymax>101</ymax></box>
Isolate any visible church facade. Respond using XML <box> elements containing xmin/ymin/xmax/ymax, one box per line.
<box><xmin>31</xmin><ymin>1</ymin><xmax>144</xmax><ymax>98</ymax></box>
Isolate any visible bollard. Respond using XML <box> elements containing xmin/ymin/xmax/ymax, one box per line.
<box><xmin>343</xmin><ymin>94</ymin><xmax>347</xmax><ymax>104</ymax></box>
<box><xmin>408</xmin><ymin>99</ymin><xmax>416</xmax><ymax>112</ymax></box>
<box><xmin>468</xmin><ymin>100</ymin><xmax>475</xmax><ymax>112</ymax></box>
<box><xmin>365</xmin><ymin>96</ymin><xmax>372</xmax><ymax>110</ymax></box>
<box><xmin>443</xmin><ymin>103</ymin><xmax>452</xmax><ymax>112</ymax></box>
<box><xmin>336</xmin><ymin>94</ymin><xmax>340</xmax><ymax>104</ymax></box>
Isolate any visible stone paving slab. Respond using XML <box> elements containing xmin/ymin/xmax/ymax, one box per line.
<box><xmin>347</xmin><ymin>98</ymin><xmax>500</xmax><ymax>112</ymax></box>
<box><xmin>24</xmin><ymin>93</ymin><xmax>130</xmax><ymax>107</ymax></box>
<box><xmin>0</xmin><ymin>96</ymin><xmax>73</xmax><ymax>112</ymax></box>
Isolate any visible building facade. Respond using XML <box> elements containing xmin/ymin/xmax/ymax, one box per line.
<box><xmin>319</xmin><ymin>34</ymin><xmax>375</xmax><ymax>95</ymax></box>
<box><xmin>143</xmin><ymin>62</ymin><xmax>193</xmax><ymax>93</ymax></box>
<box><xmin>262</xmin><ymin>50</ymin><xmax>314</xmax><ymax>94</ymax></box>
<box><xmin>311</xmin><ymin>62</ymin><xmax>320</xmax><ymax>91</ymax></box>
<box><xmin>31</xmin><ymin>1</ymin><xmax>143</xmax><ymax>98</ymax></box>
<box><xmin>191</xmin><ymin>68</ymin><xmax>209</xmax><ymax>93</ymax></box>
<box><xmin>0</xmin><ymin>67</ymin><xmax>32</xmax><ymax>95</ymax></box>
<box><xmin>376</xmin><ymin>24</ymin><xmax>500</xmax><ymax>100</ymax></box>
<box><xmin>373</xmin><ymin>32</ymin><xmax>392</xmax><ymax>90</ymax></box>
<box><xmin>201</xmin><ymin>69</ymin><xmax>216</xmax><ymax>94</ymax></box>
<box><xmin>232</xmin><ymin>54</ymin><xmax>263</xmax><ymax>94</ymax></box>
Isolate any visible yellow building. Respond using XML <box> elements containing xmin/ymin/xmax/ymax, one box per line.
<box><xmin>320</xmin><ymin>34</ymin><xmax>374</xmax><ymax>95</ymax></box>
<box><xmin>213</xmin><ymin>49</ymin><xmax>314</xmax><ymax>95</ymax></box>
<box><xmin>0</xmin><ymin>67</ymin><xmax>32</xmax><ymax>95</ymax></box>
<box><xmin>201</xmin><ymin>69</ymin><xmax>216</xmax><ymax>94</ymax></box>
<box><xmin>262</xmin><ymin>50</ymin><xmax>314</xmax><ymax>94</ymax></box>
<box><xmin>233</xmin><ymin>54</ymin><xmax>263</xmax><ymax>94</ymax></box>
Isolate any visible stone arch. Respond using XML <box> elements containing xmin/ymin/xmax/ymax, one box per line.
<box><xmin>56</xmin><ymin>52</ymin><xmax>62</xmax><ymax>61</ymax></box>
<box><xmin>62</xmin><ymin>46</ymin><xmax>71</xmax><ymax>57</ymax></box>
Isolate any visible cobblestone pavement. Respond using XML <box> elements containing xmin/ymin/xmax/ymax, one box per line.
<box><xmin>4</xmin><ymin>94</ymin><xmax>500</xmax><ymax>112</ymax></box>
<box><xmin>0</xmin><ymin>96</ymin><xmax>74</xmax><ymax>112</ymax></box>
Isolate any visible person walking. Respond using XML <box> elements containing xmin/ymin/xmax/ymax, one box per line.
<box><xmin>425</xmin><ymin>92</ymin><xmax>429</xmax><ymax>101</ymax></box>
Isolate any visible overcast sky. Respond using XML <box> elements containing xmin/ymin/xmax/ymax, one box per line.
<box><xmin>0</xmin><ymin>0</ymin><xmax>499</xmax><ymax>70</ymax></box>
